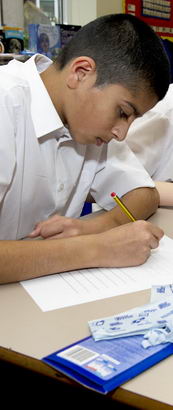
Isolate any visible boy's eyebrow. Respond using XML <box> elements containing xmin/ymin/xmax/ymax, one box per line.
<box><xmin>124</xmin><ymin>101</ymin><xmax>141</xmax><ymax>117</ymax></box>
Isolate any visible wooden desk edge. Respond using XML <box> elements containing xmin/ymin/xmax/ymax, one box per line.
<box><xmin>0</xmin><ymin>346</ymin><xmax>172</xmax><ymax>409</ymax></box>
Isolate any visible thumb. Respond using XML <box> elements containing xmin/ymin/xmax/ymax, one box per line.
<box><xmin>28</xmin><ymin>225</ymin><xmax>41</xmax><ymax>237</ymax></box>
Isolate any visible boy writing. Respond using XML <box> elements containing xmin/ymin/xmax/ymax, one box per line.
<box><xmin>0</xmin><ymin>14</ymin><xmax>169</xmax><ymax>283</ymax></box>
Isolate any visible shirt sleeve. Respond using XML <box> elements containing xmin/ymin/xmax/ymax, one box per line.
<box><xmin>90</xmin><ymin>139</ymin><xmax>155</xmax><ymax>210</ymax></box>
<box><xmin>126</xmin><ymin>110</ymin><xmax>173</xmax><ymax>181</ymax></box>
<box><xmin>0</xmin><ymin>89</ymin><xmax>16</xmax><ymax>203</ymax></box>
<box><xmin>126</xmin><ymin>83</ymin><xmax>173</xmax><ymax>182</ymax></box>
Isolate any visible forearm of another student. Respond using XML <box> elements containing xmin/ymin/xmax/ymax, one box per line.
<box><xmin>80</xmin><ymin>186</ymin><xmax>159</xmax><ymax>233</ymax></box>
<box><xmin>155</xmin><ymin>181</ymin><xmax>173</xmax><ymax>207</ymax></box>
<box><xmin>107</xmin><ymin>186</ymin><xmax>159</xmax><ymax>225</ymax></box>
<box><xmin>0</xmin><ymin>220</ymin><xmax>163</xmax><ymax>284</ymax></box>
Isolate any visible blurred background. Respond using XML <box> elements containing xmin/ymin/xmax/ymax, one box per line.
<box><xmin>0</xmin><ymin>0</ymin><xmax>173</xmax><ymax>79</ymax></box>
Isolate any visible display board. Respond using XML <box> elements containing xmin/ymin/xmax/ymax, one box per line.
<box><xmin>123</xmin><ymin>0</ymin><xmax>173</xmax><ymax>41</ymax></box>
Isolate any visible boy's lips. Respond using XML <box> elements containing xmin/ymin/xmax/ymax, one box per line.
<box><xmin>96</xmin><ymin>137</ymin><xmax>107</xmax><ymax>146</ymax></box>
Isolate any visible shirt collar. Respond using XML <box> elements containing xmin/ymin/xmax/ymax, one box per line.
<box><xmin>8</xmin><ymin>54</ymin><xmax>72</xmax><ymax>140</ymax></box>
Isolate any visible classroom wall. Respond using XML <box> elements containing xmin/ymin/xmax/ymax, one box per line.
<box><xmin>70</xmin><ymin>0</ymin><xmax>123</xmax><ymax>26</ymax></box>
<box><xmin>97</xmin><ymin>0</ymin><xmax>123</xmax><ymax>18</ymax></box>
<box><xmin>70</xmin><ymin>0</ymin><xmax>96</xmax><ymax>26</ymax></box>
<box><xmin>0</xmin><ymin>0</ymin><xmax>124</xmax><ymax>29</ymax></box>
<box><xmin>0</xmin><ymin>0</ymin><xmax>24</xmax><ymax>27</ymax></box>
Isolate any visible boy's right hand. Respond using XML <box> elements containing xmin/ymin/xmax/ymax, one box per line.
<box><xmin>95</xmin><ymin>220</ymin><xmax>164</xmax><ymax>268</ymax></box>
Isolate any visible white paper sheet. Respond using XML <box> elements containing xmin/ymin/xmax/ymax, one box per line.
<box><xmin>21</xmin><ymin>235</ymin><xmax>173</xmax><ymax>311</ymax></box>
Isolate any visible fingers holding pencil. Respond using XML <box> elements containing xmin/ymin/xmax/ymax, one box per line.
<box><xmin>110</xmin><ymin>191</ymin><xmax>164</xmax><ymax>258</ymax></box>
<box><xmin>96</xmin><ymin>220</ymin><xmax>164</xmax><ymax>268</ymax></box>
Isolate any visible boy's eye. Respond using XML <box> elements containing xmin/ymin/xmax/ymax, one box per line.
<box><xmin>119</xmin><ymin>109</ymin><xmax>129</xmax><ymax>119</ymax></box>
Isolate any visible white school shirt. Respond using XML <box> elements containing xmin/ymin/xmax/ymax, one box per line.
<box><xmin>127</xmin><ymin>84</ymin><xmax>173</xmax><ymax>181</ymax></box>
<box><xmin>0</xmin><ymin>54</ymin><xmax>154</xmax><ymax>239</ymax></box>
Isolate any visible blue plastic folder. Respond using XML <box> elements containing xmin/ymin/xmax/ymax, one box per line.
<box><xmin>43</xmin><ymin>334</ymin><xmax>173</xmax><ymax>394</ymax></box>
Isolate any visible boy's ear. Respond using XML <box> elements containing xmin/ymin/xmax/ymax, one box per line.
<box><xmin>66</xmin><ymin>56</ymin><xmax>96</xmax><ymax>89</ymax></box>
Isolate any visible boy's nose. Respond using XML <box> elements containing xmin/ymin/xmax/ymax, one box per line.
<box><xmin>111</xmin><ymin>123</ymin><xmax>130</xmax><ymax>141</ymax></box>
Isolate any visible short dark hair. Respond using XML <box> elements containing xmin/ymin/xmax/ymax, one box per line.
<box><xmin>55</xmin><ymin>13</ymin><xmax>170</xmax><ymax>101</ymax></box>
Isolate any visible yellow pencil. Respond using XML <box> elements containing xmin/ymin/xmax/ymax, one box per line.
<box><xmin>111</xmin><ymin>192</ymin><xmax>136</xmax><ymax>222</ymax></box>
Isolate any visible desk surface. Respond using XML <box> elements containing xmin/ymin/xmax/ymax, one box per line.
<box><xmin>0</xmin><ymin>207</ymin><xmax>173</xmax><ymax>408</ymax></box>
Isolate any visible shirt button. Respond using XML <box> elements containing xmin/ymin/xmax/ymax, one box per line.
<box><xmin>57</xmin><ymin>183</ymin><xmax>64</xmax><ymax>192</ymax></box>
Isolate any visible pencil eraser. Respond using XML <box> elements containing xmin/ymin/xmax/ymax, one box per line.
<box><xmin>111</xmin><ymin>192</ymin><xmax>116</xmax><ymax>197</ymax></box>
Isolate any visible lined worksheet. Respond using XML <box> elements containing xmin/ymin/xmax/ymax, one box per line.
<box><xmin>21</xmin><ymin>235</ymin><xmax>173</xmax><ymax>311</ymax></box>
